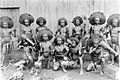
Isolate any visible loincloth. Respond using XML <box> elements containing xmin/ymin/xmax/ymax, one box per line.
<box><xmin>1</xmin><ymin>36</ymin><xmax>11</xmax><ymax>44</ymax></box>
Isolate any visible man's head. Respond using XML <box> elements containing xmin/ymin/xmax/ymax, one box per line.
<box><xmin>42</xmin><ymin>33</ymin><xmax>49</xmax><ymax>41</ymax></box>
<box><xmin>24</xmin><ymin>19</ymin><xmax>30</xmax><ymax>26</ymax></box>
<box><xmin>56</xmin><ymin>37</ymin><xmax>63</xmax><ymax>44</ymax></box>
<box><xmin>112</xmin><ymin>19</ymin><xmax>118</xmax><ymax>27</ymax></box>
<box><xmin>93</xmin><ymin>39</ymin><xmax>100</xmax><ymax>47</ymax></box>
<box><xmin>36</xmin><ymin>17</ymin><xmax>47</xmax><ymax>26</ymax></box>
<box><xmin>72</xmin><ymin>16</ymin><xmax>83</xmax><ymax>26</ymax></box>
<box><xmin>2</xmin><ymin>21</ymin><xmax>9</xmax><ymax>28</ymax></box>
<box><xmin>94</xmin><ymin>17</ymin><xmax>100</xmax><ymax>25</ymax></box>
<box><xmin>58</xmin><ymin>17</ymin><xmax>67</xmax><ymax>27</ymax></box>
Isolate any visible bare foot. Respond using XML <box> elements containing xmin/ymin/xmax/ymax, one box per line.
<box><xmin>0</xmin><ymin>64</ymin><xmax>3</xmax><ymax>67</ymax></box>
<box><xmin>72</xmin><ymin>63</ymin><xmax>77</xmax><ymax>67</ymax></box>
<box><xmin>100</xmin><ymin>71</ymin><xmax>104</xmax><ymax>76</ymax></box>
<box><xmin>1</xmin><ymin>66</ymin><xmax>7</xmax><ymax>71</ymax></box>
<box><xmin>94</xmin><ymin>69</ymin><xmax>98</xmax><ymax>72</ymax></box>
<box><xmin>62</xmin><ymin>68</ymin><xmax>67</xmax><ymax>73</ymax></box>
<box><xmin>34</xmin><ymin>72</ymin><xmax>39</xmax><ymax>76</ymax></box>
<box><xmin>30</xmin><ymin>68</ymin><xmax>35</xmax><ymax>74</ymax></box>
<box><xmin>80</xmin><ymin>70</ymin><xmax>83</xmax><ymax>75</ymax></box>
<box><xmin>109</xmin><ymin>62</ymin><xmax>114</xmax><ymax>65</ymax></box>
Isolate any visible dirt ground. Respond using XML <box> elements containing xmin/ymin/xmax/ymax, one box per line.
<box><xmin>0</xmin><ymin>61</ymin><xmax>113</xmax><ymax>80</ymax></box>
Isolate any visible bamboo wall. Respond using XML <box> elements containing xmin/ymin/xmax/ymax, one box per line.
<box><xmin>0</xmin><ymin>0</ymin><xmax>120</xmax><ymax>32</ymax></box>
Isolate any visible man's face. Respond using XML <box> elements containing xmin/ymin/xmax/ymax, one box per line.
<box><xmin>39</xmin><ymin>20</ymin><xmax>44</xmax><ymax>26</ymax></box>
<box><xmin>43</xmin><ymin>34</ymin><xmax>48</xmax><ymax>41</ymax></box>
<box><xmin>93</xmin><ymin>39</ymin><xmax>99</xmax><ymax>47</ymax></box>
<box><xmin>60</xmin><ymin>20</ymin><xmax>65</xmax><ymax>26</ymax></box>
<box><xmin>93</xmin><ymin>43</ymin><xmax>99</xmax><ymax>47</ymax></box>
<box><xmin>3</xmin><ymin>22</ymin><xmax>8</xmax><ymax>28</ymax></box>
<box><xmin>71</xmin><ymin>40</ymin><xmax>76</xmax><ymax>47</ymax></box>
<box><xmin>75</xmin><ymin>19</ymin><xmax>80</xmax><ymax>26</ymax></box>
<box><xmin>24</xmin><ymin>19</ymin><xmax>30</xmax><ymax>26</ymax></box>
<box><xmin>57</xmin><ymin>37</ymin><xmax>62</xmax><ymax>44</ymax></box>
<box><xmin>112</xmin><ymin>19</ymin><xmax>118</xmax><ymax>27</ymax></box>
<box><xmin>95</xmin><ymin>18</ymin><xmax>100</xmax><ymax>24</ymax></box>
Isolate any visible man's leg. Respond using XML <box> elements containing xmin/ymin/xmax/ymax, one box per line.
<box><xmin>1</xmin><ymin>44</ymin><xmax>6</xmax><ymax>67</ymax></box>
<box><xmin>79</xmin><ymin>57</ymin><xmax>83</xmax><ymax>75</ymax></box>
<box><xmin>0</xmin><ymin>40</ymin><xmax>2</xmax><ymax>65</ymax></box>
<box><xmin>100</xmin><ymin>41</ymin><xmax>118</xmax><ymax>56</ymax></box>
<box><xmin>24</xmin><ymin>47</ymin><xmax>33</xmax><ymax>62</ymax></box>
<box><xmin>61</xmin><ymin>60</ymin><xmax>68</xmax><ymax>73</ymax></box>
<box><xmin>97</xmin><ymin>64</ymin><xmax>104</xmax><ymax>75</ymax></box>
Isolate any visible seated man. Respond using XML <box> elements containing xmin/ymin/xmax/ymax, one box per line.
<box><xmin>52</xmin><ymin>35</ymin><xmax>69</xmax><ymax>72</ymax></box>
<box><xmin>68</xmin><ymin>37</ymin><xmax>84</xmax><ymax>75</ymax></box>
<box><xmin>86</xmin><ymin>34</ymin><xmax>117</xmax><ymax>75</ymax></box>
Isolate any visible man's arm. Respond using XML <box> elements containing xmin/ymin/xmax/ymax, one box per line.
<box><xmin>55</xmin><ymin>26</ymin><xmax>61</xmax><ymax>36</ymax></box>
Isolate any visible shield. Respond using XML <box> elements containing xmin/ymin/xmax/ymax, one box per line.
<box><xmin>36</xmin><ymin>29</ymin><xmax>53</xmax><ymax>42</ymax></box>
<box><xmin>88</xmin><ymin>12</ymin><xmax>106</xmax><ymax>25</ymax></box>
<box><xmin>0</xmin><ymin>16</ymin><xmax>14</xmax><ymax>28</ymax></box>
<box><xmin>107</xmin><ymin>14</ymin><xmax>120</xmax><ymax>25</ymax></box>
<box><xmin>19</xmin><ymin>13</ymin><xmax>34</xmax><ymax>25</ymax></box>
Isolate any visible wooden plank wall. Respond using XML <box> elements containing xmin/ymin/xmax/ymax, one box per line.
<box><xmin>0</xmin><ymin>0</ymin><xmax>120</xmax><ymax>33</ymax></box>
